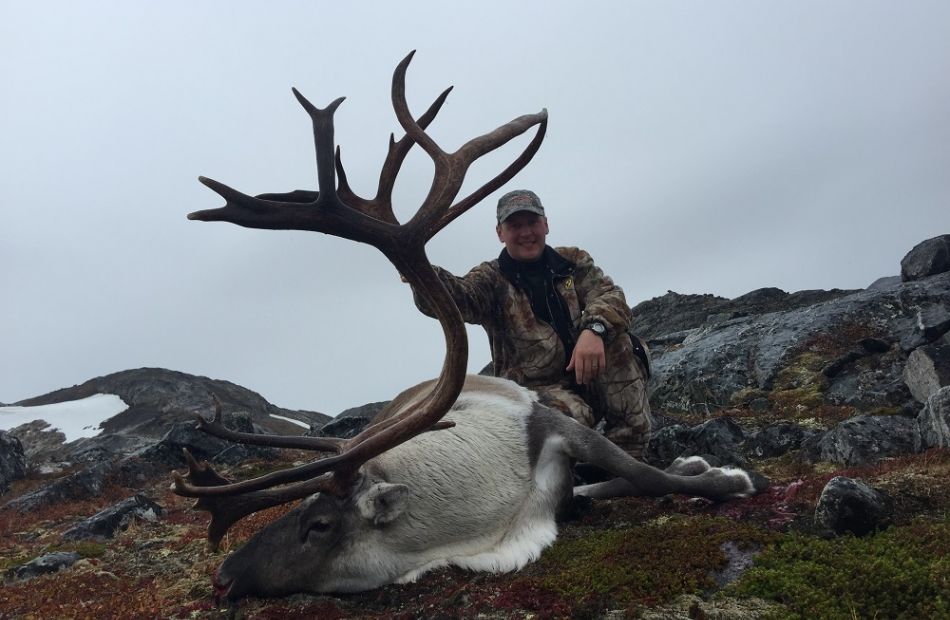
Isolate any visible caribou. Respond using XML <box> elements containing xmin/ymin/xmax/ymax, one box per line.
<box><xmin>173</xmin><ymin>52</ymin><xmax>765</xmax><ymax>601</ymax></box>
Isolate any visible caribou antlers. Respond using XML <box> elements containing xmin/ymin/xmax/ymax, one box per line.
<box><xmin>173</xmin><ymin>51</ymin><xmax>547</xmax><ymax>548</ymax></box>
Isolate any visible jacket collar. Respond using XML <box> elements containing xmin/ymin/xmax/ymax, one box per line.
<box><xmin>498</xmin><ymin>245</ymin><xmax>575</xmax><ymax>281</ymax></box>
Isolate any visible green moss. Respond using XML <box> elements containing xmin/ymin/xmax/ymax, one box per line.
<box><xmin>0</xmin><ymin>552</ymin><xmax>34</xmax><ymax>572</ymax></box>
<box><xmin>512</xmin><ymin>516</ymin><xmax>776</xmax><ymax>612</ymax></box>
<box><xmin>728</xmin><ymin>519</ymin><xmax>950</xmax><ymax>619</ymax></box>
<box><xmin>71</xmin><ymin>540</ymin><xmax>108</xmax><ymax>559</ymax></box>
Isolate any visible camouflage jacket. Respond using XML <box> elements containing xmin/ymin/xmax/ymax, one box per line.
<box><xmin>414</xmin><ymin>246</ymin><xmax>632</xmax><ymax>387</ymax></box>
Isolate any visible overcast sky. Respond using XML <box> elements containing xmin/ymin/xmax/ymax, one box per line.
<box><xmin>3</xmin><ymin>2</ymin><xmax>949</xmax><ymax>416</ymax></box>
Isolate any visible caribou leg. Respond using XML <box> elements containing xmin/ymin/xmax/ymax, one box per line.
<box><xmin>535</xmin><ymin>409</ymin><xmax>764</xmax><ymax>502</ymax></box>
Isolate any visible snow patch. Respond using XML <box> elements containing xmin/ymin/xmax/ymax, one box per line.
<box><xmin>269</xmin><ymin>413</ymin><xmax>310</xmax><ymax>429</ymax></box>
<box><xmin>0</xmin><ymin>394</ymin><xmax>129</xmax><ymax>442</ymax></box>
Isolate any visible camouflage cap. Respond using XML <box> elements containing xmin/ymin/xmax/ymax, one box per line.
<box><xmin>496</xmin><ymin>189</ymin><xmax>545</xmax><ymax>223</ymax></box>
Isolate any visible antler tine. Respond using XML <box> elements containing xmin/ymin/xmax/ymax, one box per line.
<box><xmin>374</xmin><ymin>85</ymin><xmax>453</xmax><ymax>206</ymax></box>
<box><xmin>192</xmin><ymin>395</ymin><xmax>346</xmax><ymax>453</ymax></box>
<box><xmin>438</xmin><ymin>110</ymin><xmax>548</xmax><ymax>235</ymax></box>
<box><xmin>194</xmin><ymin>473</ymin><xmax>342</xmax><ymax>550</ymax></box>
<box><xmin>390</xmin><ymin>51</ymin><xmax>547</xmax><ymax>241</ymax></box>
<box><xmin>334</xmin><ymin>85</ymin><xmax>453</xmax><ymax>225</ymax></box>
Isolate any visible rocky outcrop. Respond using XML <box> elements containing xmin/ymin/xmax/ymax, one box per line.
<box><xmin>0</xmin><ymin>431</ymin><xmax>27</xmax><ymax>494</ymax></box>
<box><xmin>803</xmin><ymin>415</ymin><xmax>919</xmax><ymax>466</ymax></box>
<box><xmin>6</xmin><ymin>368</ymin><xmax>331</xmax><ymax>468</ymax></box>
<box><xmin>14</xmin><ymin>368</ymin><xmax>330</xmax><ymax>441</ymax></box>
<box><xmin>900</xmin><ymin>234</ymin><xmax>950</xmax><ymax>282</ymax></box>
<box><xmin>642</xmin><ymin>272</ymin><xmax>949</xmax><ymax>418</ymax></box>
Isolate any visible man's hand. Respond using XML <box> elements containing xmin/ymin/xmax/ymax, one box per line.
<box><xmin>567</xmin><ymin>329</ymin><xmax>606</xmax><ymax>385</ymax></box>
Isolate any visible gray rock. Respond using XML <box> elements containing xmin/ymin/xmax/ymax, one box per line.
<box><xmin>128</xmin><ymin>412</ymin><xmax>278</xmax><ymax>475</ymax></box>
<box><xmin>823</xmin><ymin>347</ymin><xmax>913</xmax><ymax>411</ymax></box>
<box><xmin>916</xmin><ymin>386</ymin><xmax>950</xmax><ymax>450</ymax></box>
<box><xmin>867</xmin><ymin>275</ymin><xmax>901</xmax><ymax>291</ymax></box>
<box><xmin>644</xmin><ymin>424</ymin><xmax>692</xmax><ymax>469</ymax></box>
<box><xmin>805</xmin><ymin>415</ymin><xmax>919</xmax><ymax>466</ymax></box>
<box><xmin>313</xmin><ymin>415</ymin><xmax>374</xmax><ymax>439</ymax></box>
<box><xmin>6</xmin><ymin>420</ymin><xmax>67</xmax><ymax>464</ymax></box>
<box><xmin>13</xmin><ymin>367</ymin><xmax>330</xmax><ymax>440</ymax></box>
<box><xmin>62</xmin><ymin>494</ymin><xmax>164</xmax><ymax>541</ymax></box>
<box><xmin>814</xmin><ymin>476</ymin><xmax>891</xmax><ymax>536</ymax></box>
<box><xmin>744</xmin><ymin>422</ymin><xmax>820</xmax><ymax>458</ymax></box>
<box><xmin>900</xmin><ymin>234</ymin><xmax>950</xmax><ymax>282</ymax></box>
<box><xmin>644</xmin><ymin>417</ymin><xmax>746</xmax><ymax>468</ymax></box>
<box><xmin>7</xmin><ymin>551</ymin><xmax>82</xmax><ymax>582</ymax></box>
<box><xmin>904</xmin><ymin>344</ymin><xmax>950</xmax><ymax>403</ymax></box>
<box><xmin>688</xmin><ymin>417</ymin><xmax>748</xmax><ymax>466</ymax></box>
<box><xmin>0</xmin><ymin>431</ymin><xmax>27</xmax><ymax>495</ymax></box>
<box><xmin>648</xmin><ymin>272</ymin><xmax>950</xmax><ymax>417</ymax></box>
<box><xmin>3</xmin><ymin>463</ymin><xmax>112</xmax><ymax>513</ymax></box>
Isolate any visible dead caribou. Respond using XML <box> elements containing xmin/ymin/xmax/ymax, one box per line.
<box><xmin>173</xmin><ymin>52</ymin><xmax>764</xmax><ymax>601</ymax></box>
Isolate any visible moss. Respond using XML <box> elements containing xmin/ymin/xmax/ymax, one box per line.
<box><xmin>496</xmin><ymin>516</ymin><xmax>777</xmax><ymax>614</ymax></box>
<box><xmin>728</xmin><ymin>519</ymin><xmax>950</xmax><ymax>619</ymax></box>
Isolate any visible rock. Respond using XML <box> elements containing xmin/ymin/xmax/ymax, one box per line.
<box><xmin>128</xmin><ymin>412</ymin><xmax>278</xmax><ymax>474</ymax></box>
<box><xmin>916</xmin><ymin>386</ymin><xmax>950</xmax><ymax>450</ymax></box>
<box><xmin>62</xmin><ymin>494</ymin><xmax>164</xmax><ymax>541</ymax></box>
<box><xmin>6</xmin><ymin>420</ymin><xmax>68</xmax><ymax>464</ymax></box>
<box><xmin>3</xmin><ymin>463</ymin><xmax>112</xmax><ymax>513</ymax></box>
<box><xmin>900</xmin><ymin>234</ymin><xmax>950</xmax><ymax>282</ymax></box>
<box><xmin>744</xmin><ymin>422</ymin><xmax>820</xmax><ymax>458</ymax></box>
<box><xmin>814</xmin><ymin>476</ymin><xmax>891</xmax><ymax>536</ymax></box>
<box><xmin>6</xmin><ymin>551</ymin><xmax>82</xmax><ymax>582</ymax></box>
<box><xmin>313</xmin><ymin>416</ymin><xmax>373</xmax><ymax>439</ymax></box>
<box><xmin>804</xmin><ymin>415</ymin><xmax>919</xmax><ymax>466</ymax></box>
<box><xmin>312</xmin><ymin>401</ymin><xmax>389</xmax><ymax>439</ymax></box>
<box><xmin>823</xmin><ymin>347</ymin><xmax>913</xmax><ymax>411</ymax></box>
<box><xmin>867</xmin><ymin>275</ymin><xmax>901</xmax><ymax>291</ymax></box>
<box><xmin>14</xmin><ymin>367</ymin><xmax>330</xmax><ymax>440</ymax></box>
<box><xmin>688</xmin><ymin>417</ymin><xmax>748</xmax><ymax>466</ymax></box>
<box><xmin>903</xmin><ymin>344</ymin><xmax>950</xmax><ymax>403</ymax></box>
<box><xmin>644</xmin><ymin>424</ymin><xmax>692</xmax><ymax>469</ymax></box>
<box><xmin>645</xmin><ymin>272</ymin><xmax>950</xmax><ymax>417</ymax></box>
<box><xmin>644</xmin><ymin>417</ymin><xmax>746</xmax><ymax>468</ymax></box>
<box><xmin>0</xmin><ymin>431</ymin><xmax>27</xmax><ymax>494</ymax></box>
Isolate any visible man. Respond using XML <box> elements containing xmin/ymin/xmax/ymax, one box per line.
<box><xmin>411</xmin><ymin>189</ymin><xmax>652</xmax><ymax>458</ymax></box>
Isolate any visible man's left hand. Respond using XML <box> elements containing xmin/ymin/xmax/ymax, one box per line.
<box><xmin>567</xmin><ymin>329</ymin><xmax>606</xmax><ymax>385</ymax></box>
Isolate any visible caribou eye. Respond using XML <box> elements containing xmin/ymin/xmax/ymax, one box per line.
<box><xmin>301</xmin><ymin>517</ymin><xmax>334</xmax><ymax>542</ymax></box>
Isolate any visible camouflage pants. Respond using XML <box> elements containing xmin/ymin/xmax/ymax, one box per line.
<box><xmin>532</xmin><ymin>333</ymin><xmax>652</xmax><ymax>459</ymax></box>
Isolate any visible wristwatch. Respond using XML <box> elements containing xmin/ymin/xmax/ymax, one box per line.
<box><xmin>586</xmin><ymin>321</ymin><xmax>607</xmax><ymax>339</ymax></box>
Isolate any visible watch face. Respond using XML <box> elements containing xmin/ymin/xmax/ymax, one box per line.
<box><xmin>590</xmin><ymin>322</ymin><xmax>605</xmax><ymax>335</ymax></box>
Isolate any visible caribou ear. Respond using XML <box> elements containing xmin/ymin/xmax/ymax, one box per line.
<box><xmin>357</xmin><ymin>483</ymin><xmax>409</xmax><ymax>525</ymax></box>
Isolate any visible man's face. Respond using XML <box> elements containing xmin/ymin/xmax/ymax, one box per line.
<box><xmin>496</xmin><ymin>211</ymin><xmax>549</xmax><ymax>262</ymax></box>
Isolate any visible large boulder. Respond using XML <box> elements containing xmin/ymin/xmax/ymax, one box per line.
<box><xmin>0</xmin><ymin>431</ymin><xmax>27</xmax><ymax>494</ymax></box>
<box><xmin>814</xmin><ymin>476</ymin><xmax>892</xmax><ymax>536</ymax></box>
<box><xmin>916</xmin><ymin>386</ymin><xmax>950</xmax><ymax>450</ymax></box>
<box><xmin>900</xmin><ymin>234</ymin><xmax>950</xmax><ymax>282</ymax></box>
<box><xmin>903</xmin><ymin>343</ymin><xmax>950</xmax><ymax>403</ymax></box>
